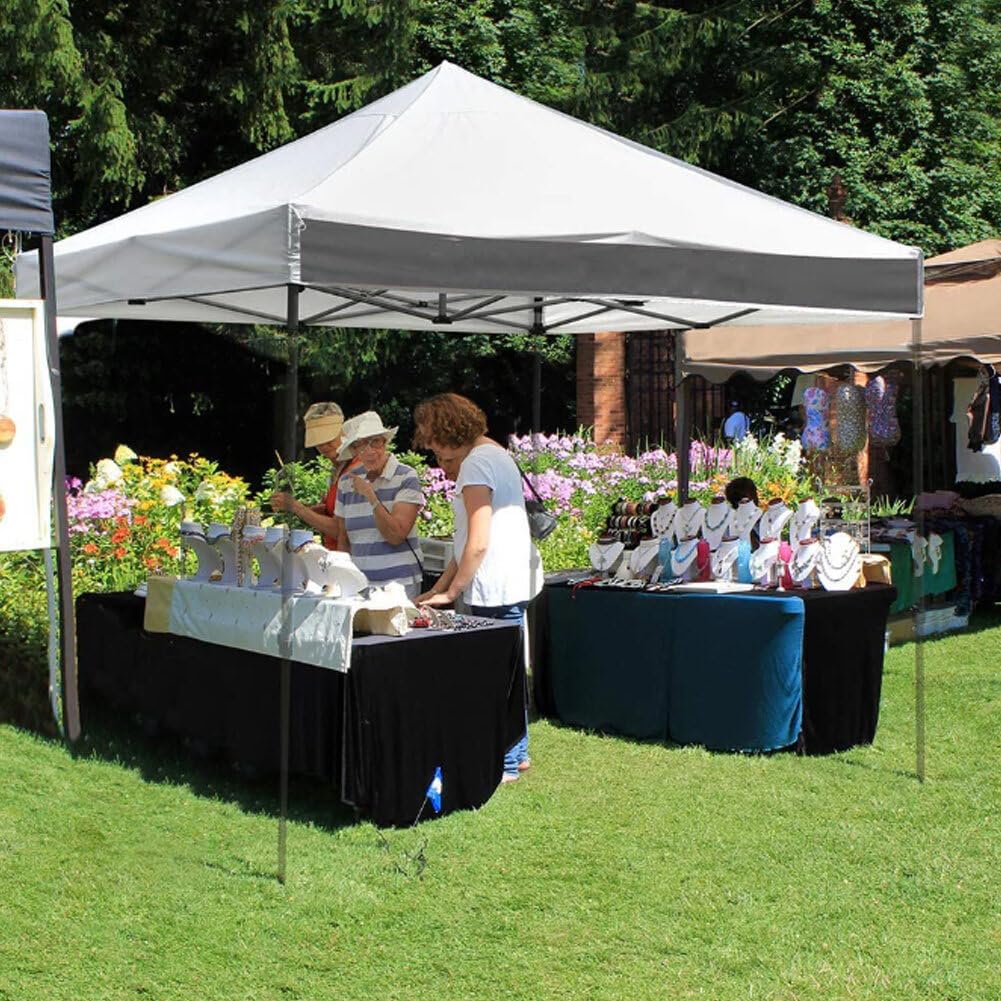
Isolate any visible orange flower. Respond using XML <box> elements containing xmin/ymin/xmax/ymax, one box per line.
<box><xmin>144</xmin><ymin>555</ymin><xmax>160</xmax><ymax>569</ymax></box>
<box><xmin>111</xmin><ymin>527</ymin><xmax>129</xmax><ymax>543</ymax></box>
<box><xmin>82</xmin><ymin>542</ymin><xmax>99</xmax><ymax>555</ymax></box>
<box><xmin>116</xmin><ymin>515</ymin><xmax>129</xmax><ymax>528</ymax></box>
<box><xmin>114</xmin><ymin>546</ymin><xmax>128</xmax><ymax>559</ymax></box>
<box><xmin>154</xmin><ymin>537</ymin><xmax>172</xmax><ymax>550</ymax></box>
<box><xmin>164</xmin><ymin>544</ymin><xmax>179</xmax><ymax>558</ymax></box>
<box><xmin>134</xmin><ymin>515</ymin><xmax>148</xmax><ymax>526</ymax></box>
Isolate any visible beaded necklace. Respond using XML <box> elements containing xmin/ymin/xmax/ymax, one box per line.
<box><xmin>703</xmin><ymin>502</ymin><xmax>731</xmax><ymax>534</ymax></box>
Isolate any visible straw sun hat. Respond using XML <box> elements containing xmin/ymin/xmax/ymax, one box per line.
<box><xmin>303</xmin><ymin>402</ymin><xmax>344</xmax><ymax>448</ymax></box>
<box><xmin>337</xmin><ymin>411</ymin><xmax>399</xmax><ymax>460</ymax></box>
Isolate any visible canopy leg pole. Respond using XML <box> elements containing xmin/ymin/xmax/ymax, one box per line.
<box><xmin>277</xmin><ymin>283</ymin><xmax>300</xmax><ymax>883</ymax></box>
<box><xmin>674</xmin><ymin>331</ymin><xmax>690</xmax><ymax>503</ymax></box>
<box><xmin>911</xmin><ymin>317</ymin><xmax>926</xmax><ymax>783</ymax></box>
<box><xmin>531</xmin><ymin>351</ymin><xmax>542</xmax><ymax>431</ymax></box>
<box><xmin>39</xmin><ymin>237</ymin><xmax>79</xmax><ymax>741</ymax></box>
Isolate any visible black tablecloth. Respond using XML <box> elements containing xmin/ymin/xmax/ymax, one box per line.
<box><xmin>533</xmin><ymin>578</ymin><xmax>896</xmax><ymax>756</ymax></box>
<box><xmin>76</xmin><ymin>593</ymin><xmax>525</xmax><ymax>827</ymax></box>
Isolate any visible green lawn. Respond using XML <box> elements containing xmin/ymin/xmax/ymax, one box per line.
<box><xmin>1</xmin><ymin>618</ymin><xmax>1000</xmax><ymax>1001</ymax></box>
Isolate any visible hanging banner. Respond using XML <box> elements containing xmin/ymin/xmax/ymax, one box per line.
<box><xmin>0</xmin><ymin>299</ymin><xmax>54</xmax><ymax>551</ymax></box>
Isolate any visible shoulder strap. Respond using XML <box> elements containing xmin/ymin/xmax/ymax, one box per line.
<box><xmin>515</xmin><ymin>460</ymin><xmax>544</xmax><ymax>503</ymax></box>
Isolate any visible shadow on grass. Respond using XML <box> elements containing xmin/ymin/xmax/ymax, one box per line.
<box><xmin>68</xmin><ymin>701</ymin><xmax>358</xmax><ymax>834</ymax></box>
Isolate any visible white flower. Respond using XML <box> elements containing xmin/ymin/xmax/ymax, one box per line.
<box><xmin>160</xmin><ymin>484</ymin><xmax>185</xmax><ymax>507</ymax></box>
<box><xmin>194</xmin><ymin>481</ymin><xmax>214</xmax><ymax>502</ymax></box>
<box><xmin>87</xmin><ymin>458</ymin><xmax>124</xmax><ymax>492</ymax></box>
<box><xmin>113</xmin><ymin>444</ymin><xmax>138</xmax><ymax>464</ymax></box>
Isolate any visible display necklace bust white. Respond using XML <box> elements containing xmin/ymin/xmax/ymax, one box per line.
<box><xmin>789</xmin><ymin>537</ymin><xmax>820</xmax><ymax>586</ymax></box>
<box><xmin>789</xmin><ymin>497</ymin><xmax>821</xmax><ymax>543</ymax></box>
<box><xmin>702</xmin><ymin>496</ymin><xmax>732</xmax><ymax>550</ymax></box>
<box><xmin>712</xmin><ymin>537</ymin><xmax>741</xmax><ymax>580</ymax></box>
<box><xmin>670</xmin><ymin>536</ymin><xmax>703</xmax><ymax>578</ymax></box>
<box><xmin>732</xmin><ymin>498</ymin><xmax>762</xmax><ymax>539</ymax></box>
<box><xmin>674</xmin><ymin>500</ymin><xmax>705</xmax><ymax>542</ymax></box>
<box><xmin>589</xmin><ymin>539</ymin><xmax>624</xmax><ymax>574</ymax></box>
<box><xmin>758</xmin><ymin>498</ymin><xmax>793</xmax><ymax>541</ymax></box>
<box><xmin>651</xmin><ymin>499</ymin><xmax>678</xmax><ymax>538</ymax></box>
<box><xmin>817</xmin><ymin>532</ymin><xmax>861</xmax><ymax>591</ymax></box>
<box><xmin>749</xmin><ymin>538</ymin><xmax>780</xmax><ymax>585</ymax></box>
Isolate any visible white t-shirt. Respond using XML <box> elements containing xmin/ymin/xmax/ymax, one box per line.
<box><xmin>452</xmin><ymin>443</ymin><xmax>538</xmax><ymax>607</ymax></box>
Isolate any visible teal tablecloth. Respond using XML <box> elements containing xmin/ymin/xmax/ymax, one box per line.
<box><xmin>546</xmin><ymin>588</ymin><xmax>804</xmax><ymax>752</ymax></box>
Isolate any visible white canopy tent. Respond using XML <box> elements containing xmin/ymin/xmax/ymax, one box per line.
<box><xmin>15</xmin><ymin>63</ymin><xmax>931</xmax><ymax>807</ymax></box>
<box><xmin>17</xmin><ymin>61</ymin><xmax>922</xmax><ymax>332</ymax></box>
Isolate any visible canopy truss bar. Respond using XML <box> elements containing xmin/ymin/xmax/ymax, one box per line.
<box><xmin>303</xmin><ymin>289</ymin><xmax>390</xmax><ymax>325</ymax></box>
<box><xmin>448</xmin><ymin>294</ymin><xmax>506</xmax><ymax>321</ymax></box>
<box><xmin>544</xmin><ymin>303</ymin><xmax>616</xmax><ymax>332</ymax></box>
<box><xmin>181</xmin><ymin>296</ymin><xmax>288</xmax><ymax>325</ymax></box>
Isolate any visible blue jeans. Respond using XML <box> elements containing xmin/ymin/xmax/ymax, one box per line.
<box><xmin>469</xmin><ymin>602</ymin><xmax>529</xmax><ymax>776</ymax></box>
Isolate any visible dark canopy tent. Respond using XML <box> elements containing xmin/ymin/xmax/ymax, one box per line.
<box><xmin>0</xmin><ymin>110</ymin><xmax>76</xmax><ymax>738</ymax></box>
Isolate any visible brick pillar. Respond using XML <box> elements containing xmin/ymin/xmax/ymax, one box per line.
<box><xmin>576</xmin><ymin>331</ymin><xmax>627</xmax><ymax>447</ymax></box>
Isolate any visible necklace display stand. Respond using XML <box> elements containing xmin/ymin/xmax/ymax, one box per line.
<box><xmin>181</xmin><ymin>521</ymin><xmax>224</xmax><ymax>583</ymax></box>
<box><xmin>749</xmin><ymin>539</ymin><xmax>780</xmax><ymax>586</ymax></box>
<box><xmin>758</xmin><ymin>499</ymin><xmax>793</xmax><ymax>541</ymax></box>
<box><xmin>732</xmin><ymin>499</ymin><xmax>761</xmax><ymax>540</ymax></box>
<box><xmin>628</xmin><ymin>538</ymin><xmax>661</xmax><ymax>580</ymax></box>
<box><xmin>673</xmin><ymin>501</ymin><xmax>705</xmax><ymax>543</ymax></box>
<box><xmin>711</xmin><ymin>538</ymin><xmax>740</xmax><ymax>580</ymax></box>
<box><xmin>702</xmin><ymin>497</ymin><xmax>732</xmax><ymax>550</ymax></box>
<box><xmin>589</xmin><ymin>540</ymin><xmax>625</xmax><ymax>576</ymax></box>
<box><xmin>671</xmin><ymin>537</ymin><xmax>707</xmax><ymax>581</ymax></box>
<box><xmin>789</xmin><ymin>538</ymin><xmax>821</xmax><ymax>588</ymax></box>
<box><xmin>650</xmin><ymin>500</ymin><xmax>677</xmax><ymax>539</ymax></box>
<box><xmin>817</xmin><ymin>532</ymin><xmax>862</xmax><ymax>591</ymax></box>
<box><xmin>789</xmin><ymin>498</ymin><xmax>821</xmax><ymax>543</ymax></box>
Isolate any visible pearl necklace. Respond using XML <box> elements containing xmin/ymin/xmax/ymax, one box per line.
<box><xmin>817</xmin><ymin>533</ymin><xmax>861</xmax><ymax>589</ymax></box>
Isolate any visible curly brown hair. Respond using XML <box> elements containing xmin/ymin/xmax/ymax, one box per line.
<box><xmin>413</xmin><ymin>393</ymin><xmax>488</xmax><ymax>449</ymax></box>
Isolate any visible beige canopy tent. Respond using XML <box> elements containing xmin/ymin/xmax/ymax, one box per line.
<box><xmin>682</xmin><ymin>239</ymin><xmax>1001</xmax><ymax>381</ymax></box>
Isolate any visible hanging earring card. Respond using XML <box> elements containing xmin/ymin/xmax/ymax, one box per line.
<box><xmin>0</xmin><ymin>299</ymin><xmax>54</xmax><ymax>551</ymax></box>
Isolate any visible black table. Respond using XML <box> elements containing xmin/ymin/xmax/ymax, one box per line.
<box><xmin>533</xmin><ymin>579</ymin><xmax>896</xmax><ymax>755</ymax></box>
<box><xmin>77</xmin><ymin>593</ymin><xmax>525</xmax><ymax>827</ymax></box>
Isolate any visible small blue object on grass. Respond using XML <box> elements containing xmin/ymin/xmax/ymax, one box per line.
<box><xmin>425</xmin><ymin>766</ymin><xmax>443</xmax><ymax>814</ymax></box>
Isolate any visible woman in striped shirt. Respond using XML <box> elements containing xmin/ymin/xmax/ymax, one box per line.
<box><xmin>333</xmin><ymin>411</ymin><xmax>425</xmax><ymax>598</ymax></box>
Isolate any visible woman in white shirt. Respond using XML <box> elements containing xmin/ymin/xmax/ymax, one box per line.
<box><xmin>413</xmin><ymin>392</ymin><xmax>537</xmax><ymax>782</ymax></box>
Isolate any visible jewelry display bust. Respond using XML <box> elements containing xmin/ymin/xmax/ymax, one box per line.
<box><xmin>910</xmin><ymin>533</ymin><xmax>928</xmax><ymax>577</ymax></box>
<box><xmin>702</xmin><ymin>496</ymin><xmax>732</xmax><ymax>550</ymax></box>
<box><xmin>926</xmin><ymin>532</ymin><xmax>943</xmax><ymax>575</ymax></box>
<box><xmin>817</xmin><ymin>531</ymin><xmax>862</xmax><ymax>591</ymax></box>
<box><xmin>651</xmin><ymin>499</ymin><xmax>678</xmax><ymax>539</ymax></box>
<box><xmin>673</xmin><ymin>500</ymin><xmax>705</xmax><ymax>543</ymax></box>
<box><xmin>671</xmin><ymin>536</ymin><xmax>708</xmax><ymax>580</ymax></box>
<box><xmin>758</xmin><ymin>498</ymin><xmax>793</xmax><ymax>541</ymax></box>
<box><xmin>589</xmin><ymin>539</ymin><xmax>625</xmax><ymax>575</ymax></box>
<box><xmin>711</xmin><ymin>537</ymin><xmax>740</xmax><ymax>580</ymax></box>
<box><xmin>789</xmin><ymin>537</ymin><xmax>821</xmax><ymax>588</ymax></box>
<box><xmin>748</xmin><ymin>538</ymin><xmax>780</xmax><ymax>585</ymax></box>
<box><xmin>628</xmin><ymin>538</ymin><xmax>661</xmax><ymax>579</ymax></box>
<box><xmin>731</xmin><ymin>498</ymin><xmax>762</xmax><ymax>540</ymax></box>
<box><xmin>789</xmin><ymin>497</ymin><xmax>821</xmax><ymax>543</ymax></box>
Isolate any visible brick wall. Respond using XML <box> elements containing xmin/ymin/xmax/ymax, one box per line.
<box><xmin>576</xmin><ymin>332</ymin><xmax>627</xmax><ymax>447</ymax></box>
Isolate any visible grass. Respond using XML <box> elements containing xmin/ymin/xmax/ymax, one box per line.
<box><xmin>1</xmin><ymin>617</ymin><xmax>1000</xmax><ymax>1001</ymax></box>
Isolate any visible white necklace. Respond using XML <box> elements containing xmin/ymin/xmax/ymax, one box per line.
<box><xmin>817</xmin><ymin>533</ymin><xmax>861</xmax><ymax>591</ymax></box>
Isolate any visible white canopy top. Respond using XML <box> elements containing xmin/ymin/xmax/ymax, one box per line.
<box><xmin>17</xmin><ymin>61</ymin><xmax>922</xmax><ymax>332</ymax></box>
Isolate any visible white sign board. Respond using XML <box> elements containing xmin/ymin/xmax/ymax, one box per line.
<box><xmin>0</xmin><ymin>300</ymin><xmax>54</xmax><ymax>551</ymax></box>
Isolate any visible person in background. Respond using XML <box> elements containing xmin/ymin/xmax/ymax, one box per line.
<box><xmin>412</xmin><ymin>392</ymin><xmax>538</xmax><ymax>784</ymax></box>
<box><xmin>269</xmin><ymin>402</ymin><xmax>358</xmax><ymax>550</ymax></box>
<box><xmin>722</xmin><ymin>399</ymin><xmax>751</xmax><ymax>442</ymax></box>
<box><xmin>334</xmin><ymin>411</ymin><xmax>425</xmax><ymax>598</ymax></box>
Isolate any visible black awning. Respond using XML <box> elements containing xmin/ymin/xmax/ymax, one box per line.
<box><xmin>0</xmin><ymin>110</ymin><xmax>54</xmax><ymax>235</ymax></box>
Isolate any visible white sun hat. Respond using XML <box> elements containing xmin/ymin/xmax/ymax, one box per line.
<box><xmin>337</xmin><ymin>411</ymin><xmax>399</xmax><ymax>460</ymax></box>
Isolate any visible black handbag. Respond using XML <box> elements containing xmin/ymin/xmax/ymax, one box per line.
<box><xmin>517</xmin><ymin>464</ymin><xmax>558</xmax><ymax>541</ymax></box>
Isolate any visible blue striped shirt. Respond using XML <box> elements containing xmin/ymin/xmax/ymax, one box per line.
<box><xmin>334</xmin><ymin>454</ymin><xmax>425</xmax><ymax>591</ymax></box>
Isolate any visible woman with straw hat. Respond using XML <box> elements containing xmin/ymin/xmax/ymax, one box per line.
<box><xmin>269</xmin><ymin>401</ymin><xmax>359</xmax><ymax>550</ymax></box>
<box><xmin>333</xmin><ymin>411</ymin><xmax>426</xmax><ymax>598</ymax></box>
